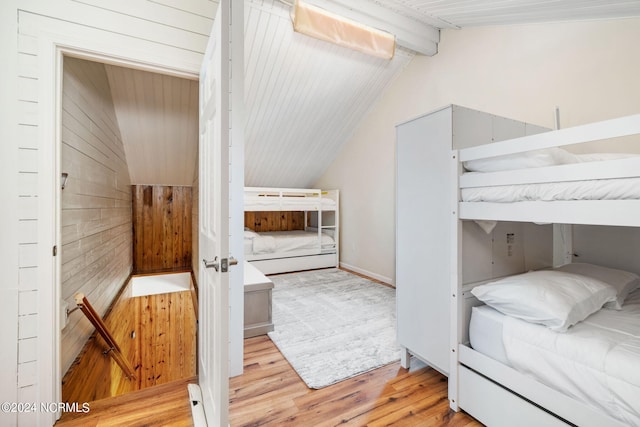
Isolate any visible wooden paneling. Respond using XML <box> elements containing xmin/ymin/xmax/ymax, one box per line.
<box><xmin>132</xmin><ymin>185</ymin><xmax>193</xmax><ymax>274</ymax></box>
<box><xmin>61</xmin><ymin>57</ymin><xmax>133</xmax><ymax>376</ymax></box>
<box><xmin>244</xmin><ymin>211</ymin><xmax>305</xmax><ymax>232</ymax></box>
<box><xmin>62</xmin><ymin>284</ymin><xmax>197</xmax><ymax>404</ymax></box>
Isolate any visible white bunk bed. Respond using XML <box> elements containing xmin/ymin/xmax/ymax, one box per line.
<box><xmin>450</xmin><ymin>114</ymin><xmax>640</xmax><ymax>427</ymax></box>
<box><xmin>244</xmin><ymin>187</ymin><xmax>339</xmax><ymax>274</ymax></box>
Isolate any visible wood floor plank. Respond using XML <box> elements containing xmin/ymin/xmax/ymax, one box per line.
<box><xmin>62</xmin><ymin>287</ymin><xmax>196</xmax><ymax>404</ymax></box>
<box><xmin>229</xmin><ymin>336</ymin><xmax>482</xmax><ymax>427</ymax></box>
<box><xmin>56</xmin><ymin>377</ymin><xmax>196</xmax><ymax>427</ymax></box>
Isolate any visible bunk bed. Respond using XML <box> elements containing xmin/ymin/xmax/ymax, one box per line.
<box><xmin>450</xmin><ymin>113</ymin><xmax>640</xmax><ymax>427</ymax></box>
<box><xmin>244</xmin><ymin>187</ymin><xmax>339</xmax><ymax>274</ymax></box>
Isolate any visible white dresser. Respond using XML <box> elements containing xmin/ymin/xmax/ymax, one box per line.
<box><xmin>244</xmin><ymin>261</ymin><xmax>274</xmax><ymax>338</ymax></box>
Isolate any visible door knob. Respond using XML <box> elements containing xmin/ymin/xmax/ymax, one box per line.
<box><xmin>203</xmin><ymin>256</ymin><xmax>219</xmax><ymax>271</ymax></box>
<box><xmin>203</xmin><ymin>256</ymin><xmax>238</xmax><ymax>272</ymax></box>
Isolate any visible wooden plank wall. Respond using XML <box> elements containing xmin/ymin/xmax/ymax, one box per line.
<box><xmin>61</xmin><ymin>57</ymin><xmax>133</xmax><ymax>377</ymax></box>
<box><xmin>132</xmin><ymin>185</ymin><xmax>192</xmax><ymax>273</ymax></box>
<box><xmin>244</xmin><ymin>211</ymin><xmax>305</xmax><ymax>232</ymax></box>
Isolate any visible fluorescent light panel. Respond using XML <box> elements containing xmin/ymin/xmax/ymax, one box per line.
<box><xmin>292</xmin><ymin>0</ymin><xmax>396</xmax><ymax>60</ymax></box>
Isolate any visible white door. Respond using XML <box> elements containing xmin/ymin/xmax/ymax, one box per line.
<box><xmin>198</xmin><ymin>0</ymin><xmax>243</xmax><ymax>424</ymax></box>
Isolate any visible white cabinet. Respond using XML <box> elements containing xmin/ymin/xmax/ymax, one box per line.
<box><xmin>395</xmin><ymin>105</ymin><xmax>548</xmax><ymax>375</ymax></box>
<box><xmin>396</xmin><ymin>107</ymin><xmax>453</xmax><ymax>375</ymax></box>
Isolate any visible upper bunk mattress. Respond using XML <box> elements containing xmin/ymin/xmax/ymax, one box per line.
<box><xmin>469</xmin><ymin>292</ymin><xmax>640</xmax><ymax>426</ymax></box>
<box><xmin>461</xmin><ymin>176</ymin><xmax>640</xmax><ymax>203</ymax></box>
<box><xmin>244</xmin><ymin>195</ymin><xmax>336</xmax><ymax>211</ymax></box>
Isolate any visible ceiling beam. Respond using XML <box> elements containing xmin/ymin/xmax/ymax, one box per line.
<box><xmin>301</xmin><ymin>0</ymin><xmax>441</xmax><ymax>56</ymax></box>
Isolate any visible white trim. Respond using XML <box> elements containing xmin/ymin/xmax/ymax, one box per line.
<box><xmin>0</xmin><ymin>0</ymin><xmax>19</xmax><ymax>422</ymax></box>
<box><xmin>187</xmin><ymin>384</ymin><xmax>207</xmax><ymax>427</ymax></box>
<box><xmin>459</xmin><ymin>113</ymin><xmax>640</xmax><ymax>162</ymax></box>
<box><xmin>35</xmin><ymin>25</ymin><xmax>200</xmax><ymax>423</ymax></box>
<box><xmin>339</xmin><ymin>262</ymin><xmax>393</xmax><ymax>285</ymax></box>
<box><xmin>36</xmin><ymin>33</ymin><xmax>62</xmax><ymax>425</ymax></box>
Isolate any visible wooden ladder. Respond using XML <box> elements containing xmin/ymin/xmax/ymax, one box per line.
<box><xmin>74</xmin><ymin>293</ymin><xmax>136</xmax><ymax>380</ymax></box>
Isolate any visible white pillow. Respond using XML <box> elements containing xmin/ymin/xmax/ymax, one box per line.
<box><xmin>463</xmin><ymin>147</ymin><xmax>578</xmax><ymax>173</ymax></box>
<box><xmin>554</xmin><ymin>263</ymin><xmax>639</xmax><ymax>310</ymax></box>
<box><xmin>471</xmin><ymin>270</ymin><xmax>616</xmax><ymax>332</ymax></box>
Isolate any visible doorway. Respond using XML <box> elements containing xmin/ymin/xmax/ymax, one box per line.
<box><xmin>57</xmin><ymin>55</ymin><xmax>200</xmax><ymax>403</ymax></box>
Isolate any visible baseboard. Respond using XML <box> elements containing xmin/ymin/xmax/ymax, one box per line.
<box><xmin>339</xmin><ymin>262</ymin><xmax>393</xmax><ymax>286</ymax></box>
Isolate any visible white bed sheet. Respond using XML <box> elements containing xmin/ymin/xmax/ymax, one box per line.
<box><xmin>461</xmin><ymin>177</ymin><xmax>640</xmax><ymax>203</ymax></box>
<box><xmin>470</xmin><ymin>294</ymin><xmax>640</xmax><ymax>426</ymax></box>
<box><xmin>245</xmin><ymin>230</ymin><xmax>335</xmax><ymax>255</ymax></box>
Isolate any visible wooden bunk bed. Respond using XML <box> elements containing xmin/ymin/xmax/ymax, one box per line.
<box><xmin>244</xmin><ymin>187</ymin><xmax>339</xmax><ymax>274</ymax></box>
<box><xmin>450</xmin><ymin>113</ymin><xmax>640</xmax><ymax>427</ymax></box>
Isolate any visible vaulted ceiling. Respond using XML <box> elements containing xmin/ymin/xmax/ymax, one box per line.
<box><xmin>105</xmin><ymin>0</ymin><xmax>640</xmax><ymax>188</ymax></box>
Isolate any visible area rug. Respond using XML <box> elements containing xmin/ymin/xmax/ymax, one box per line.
<box><xmin>267</xmin><ymin>268</ymin><xmax>400</xmax><ymax>389</ymax></box>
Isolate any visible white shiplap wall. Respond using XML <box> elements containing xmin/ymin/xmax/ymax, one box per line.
<box><xmin>3</xmin><ymin>1</ymin><xmax>214</xmax><ymax>425</ymax></box>
<box><xmin>244</xmin><ymin>0</ymin><xmax>414</xmax><ymax>187</ymax></box>
<box><xmin>105</xmin><ymin>65</ymin><xmax>200</xmax><ymax>186</ymax></box>
<box><xmin>60</xmin><ymin>57</ymin><xmax>133</xmax><ymax>375</ymax></box>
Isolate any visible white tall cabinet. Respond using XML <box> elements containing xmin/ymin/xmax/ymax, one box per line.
<box><xmin>395</xmin><ymin>105</ymin><xmax>549</xmax><ymax>375</ymax></box>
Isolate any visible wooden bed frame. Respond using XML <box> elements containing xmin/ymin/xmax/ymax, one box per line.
<box><xmin>450</xmin><ymin>114</ymin><xmax>640</xmax><ymax>427</ymax></box>
<box><xmin>244</xmin><ymin>187</ymin><xmax>339</xmax><ymax>274</ymax></box>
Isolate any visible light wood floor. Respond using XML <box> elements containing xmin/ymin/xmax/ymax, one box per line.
<box><xmin>230</xmin><ymin>336</ymin><xmax>483</xmax><ymax>427</ymax></box>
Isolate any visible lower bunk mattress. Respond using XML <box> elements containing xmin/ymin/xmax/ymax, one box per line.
<box><xmin>244</xmin><ymin>229</ymin><xmax>335</xmax><ymax>256</ymax></box>
<box><xmin>469</xmin><ymin>289</ymin><xmax>640</xmax><ymax>426</ymax></box>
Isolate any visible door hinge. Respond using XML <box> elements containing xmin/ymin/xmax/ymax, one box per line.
<box><xmin>53</xmin><ymin>245</ymin><xmax>57</xmax><ymax>256</ymax></box>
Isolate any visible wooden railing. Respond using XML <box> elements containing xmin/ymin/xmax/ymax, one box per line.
<box><xmin>74</xmin><ymin>293</ymin><xmax>137</xmax><ymax>380</ymax></box>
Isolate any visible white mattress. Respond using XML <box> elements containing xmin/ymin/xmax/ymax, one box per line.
<box><xmin>461</xmin><ymin>176</ymin><xmax>640</xmax><ymax>203</ymax></box>
<box><xmin>244</xmin><ymin>195</ymin><xmax>336</xmax><ymax>211</ymax></box>
<box><xmin>469</xmin><ymin>293</ymin><xmax>640</xmax><ymax>426</ymax></box>
<box><xmin>244</xmin><ymin>230</ymin><xmax>335</xmax><ymax>256</ymax></box>
<box><xmin>469</xmin><ymin>305</ymin><xmax>509</xmax><ymax>365</ymax></box>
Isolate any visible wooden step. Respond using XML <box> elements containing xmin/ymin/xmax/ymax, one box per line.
<box><xmin>55</xmin><ymin>376</ymin><xmax>197</xmax><ymax>427</ymax></box>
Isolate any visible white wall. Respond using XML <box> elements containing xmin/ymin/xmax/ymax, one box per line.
<box><xmin>315</xmin><ymin>17</ymin><xmax>640</xmax><ymax>285</ymax></box>
<box><xmin>60</xmin><ymin>57</ymin><xmax>133</xmax><ymax>375</ymax></box>
<box><xmin>1</xmin><ymin>1</ymin><xmax>213</xmax><ymax>425</ymax></box>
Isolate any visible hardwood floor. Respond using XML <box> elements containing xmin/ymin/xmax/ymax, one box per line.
<box><xmin>230</xmin><ymin>336</ymin><xmax>482</xmax><ymax>427</ymax></box>
<box><xmin>57</xmin><ymin>335</ymin><xmax>482</xmax><ymax>426</ymax></box>
<box><xmin>59</xmin><ymin>267</ymin><xmax>481</xmax><ymax>426</ymax></box>
<box><xmin>61</xmin><ymin>287</ymin><xmax>197</xmax><ymax>404</ymax></box>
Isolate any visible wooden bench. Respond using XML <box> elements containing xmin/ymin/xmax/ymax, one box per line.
<box><xmin>244</xmin><ymin>261</ymin><xmax>274</xmax><ymax>338</ymax></box>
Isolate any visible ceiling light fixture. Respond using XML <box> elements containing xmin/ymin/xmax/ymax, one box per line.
<box><xmin>291</xmin><ymin>0</ymin><xmax>396</xmax><ymax>60</ymax></box>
